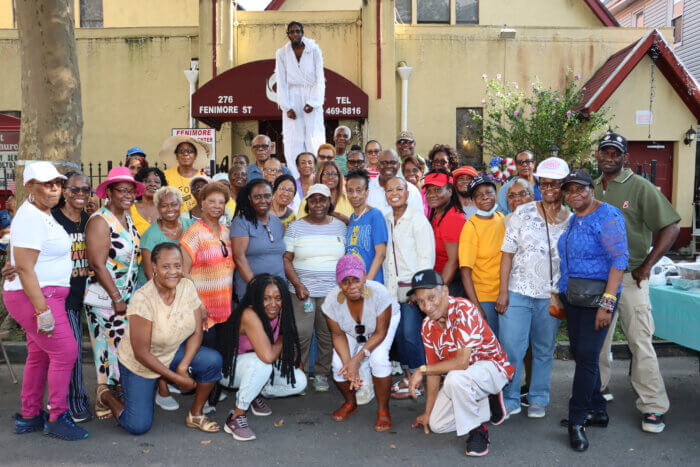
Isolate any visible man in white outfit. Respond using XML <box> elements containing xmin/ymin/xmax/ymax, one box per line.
<box><xmin>275</xmin><ymin>21</ymin><xmax>326</xmax><ymax>180</ymax></box>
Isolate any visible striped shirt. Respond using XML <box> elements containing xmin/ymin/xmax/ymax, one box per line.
<box><xmin>284</xmin><ymin>217</ymin><xmax>347</xmax><ymax>297</ymax></box>
<box><xmin>179</xmin><ymin>220</ymin><xmax>234</xmax><ymax>326</ymax></box>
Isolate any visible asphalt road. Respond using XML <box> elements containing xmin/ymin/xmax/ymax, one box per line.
<box><xmin>1</xmin><ymin>356</ymin><xmax>699</xmax><ymax>466</ymax></box>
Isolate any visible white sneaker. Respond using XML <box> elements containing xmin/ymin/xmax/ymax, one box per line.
<box><xmin>356</xmin><ymin>364</ymin><xmax>375</xmax><ymax>405</ymax></box>
<box><xmin>527</xmin><ymin>403</ymin><xmax>546</xmax><ymax>418</ymax></box>
<box><xmin>203</xmin><ymin>401</ymin><xmax>216</xmax><ymax>415</ymax></box>
<box><xmin>504</xmin><ymin>406</ymin><xmax>521</xmax><ymax>420</ymax></box>
<box><xmin>218</xmin><ymin>392</ymin><xmax>228</xmax><ymax>402</ymax></box>
<box><xmin>155</xmin><ymin>394</ymin><xmax>179</xmax><ymax>411</ymax></box>
<box><xmin>391</xmin><ymin>361</ymin><xmax>404</xmax><ymax>376</ymax></box>
<box><xmin>167</xmin><ymin>384</ymin><xmax>182</xmax><ymax>394</ymax></box>
<box><xmin>313</xmin><ymin>375</ymin><xmax>330</xmax><ymax>392</ymax></box>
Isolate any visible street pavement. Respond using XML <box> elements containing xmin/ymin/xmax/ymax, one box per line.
<box><xmin>1</xmin><ymin>356</ymin><xmax>698</xmax><ymax>466</ymax></box>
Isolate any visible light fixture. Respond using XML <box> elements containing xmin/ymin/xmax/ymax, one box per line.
<box><xmin>549</xmin><ymin>143</ymin><xmax>560</xmax><ymax>157</ymax></box>
<box><xmin>499</xmin><ymin>28</ymin><xmax>516</xmax><ymax>40</ymax></box>
<box><xmin>683</xmin><ymin>126</ymin><xmax>697</xmax><ymax>145</ymax></box>
<box><xmin>243</xmin><ymin>131</ymin><xmax>255</xmax><ymax>147</ymax></box>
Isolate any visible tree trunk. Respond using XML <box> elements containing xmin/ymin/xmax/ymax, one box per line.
<box><xmin>14</xmin><ymin>0</ymin><xmax>82</xmax><ymax>203</ymax></box>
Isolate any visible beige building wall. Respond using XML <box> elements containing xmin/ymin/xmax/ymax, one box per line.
<box><xmin>603</xmin><ymin>54</ymin><xmax>696</xmax><ymax>228</ymax></box>
<box><xmin>275</xmin><ymin>0</ymin><xmax>363</xmax><ymax>11</ymax></box>
<box><xmin>0</xmin><ymin>27</ymin><xmax>198</xmax><ymax>167</ymax></box>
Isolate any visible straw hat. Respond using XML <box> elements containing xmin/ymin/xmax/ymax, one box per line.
<box><xmin>158</xmin><ymin>135</ymin><xmax>212</xmax><ymax>170</ymax></box>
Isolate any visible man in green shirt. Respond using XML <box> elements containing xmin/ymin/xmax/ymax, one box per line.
<box><xmin>593</xmin><ymin>132</ymin><xmax>680</xmax><ymax>435</ymax></box>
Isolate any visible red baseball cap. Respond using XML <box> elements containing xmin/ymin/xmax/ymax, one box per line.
<box><xmin>423</xmin><ymin>172</ymin><xmax>453</xmax><ymax>187</ymax></box>
<box><xmin>452</xmin><ymin>166</ymin><xmax>478</xmax><ymax>179</ymax></box>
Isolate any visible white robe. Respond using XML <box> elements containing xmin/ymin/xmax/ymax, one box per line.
<box><xmin>275</xmin><ymin>37</ymin><xmax>326</xmax><ymax>180</ymax></box>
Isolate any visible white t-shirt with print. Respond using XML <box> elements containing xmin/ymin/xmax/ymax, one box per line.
<box><xmin>4</xmin><ymin>201</ymin><xmax>72</xmax><ymax>291</ymax></box>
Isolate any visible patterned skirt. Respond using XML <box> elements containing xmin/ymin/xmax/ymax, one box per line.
<box><xmin>85</xmin><ymin>305</ymin><xmax>127</xmax><ymax>386</ymax></box>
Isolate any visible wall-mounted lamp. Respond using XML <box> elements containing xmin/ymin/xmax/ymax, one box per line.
<box><xmin>243</xmin><ymin>131</ymin><xmax>255</xmax><ymax>147</ymax></box>
<box><xmin>683</xmin><ymin>126</ymin><xmax>697</xmax><ymax>145</ymax></box>
<box><xmin>499</xmin><ymin>28</ymin><xmax>516</xmax><ymax>39</ymax></box>
<box><xmin>549</xmin><ymin>143</ymin><xmax>560</xmax><ymax>157</ymax></box>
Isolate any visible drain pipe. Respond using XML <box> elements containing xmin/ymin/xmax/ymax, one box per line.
<box><xmin>212</xmin><ymin>0</ymin><xmax>217</xmax><ymax>78</ymax></box>
<box><xmin>397</xmin><ymin>61</ymin><xmax>413</xmax><ymax>131</ymax></box>
<box><xmin>184</xmin><ymin>60</ymin><xmax>199</xmax><ymax>128</ymax></box>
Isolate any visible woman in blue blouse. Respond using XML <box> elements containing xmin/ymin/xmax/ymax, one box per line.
<box><xmin>557</xmin><ymin>170</ymin><xmax>628</xmax><ymax>452</ymax></box>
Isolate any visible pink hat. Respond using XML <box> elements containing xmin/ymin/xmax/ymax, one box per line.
<box><xmin>96</xmin><ymin>167</ymin><xmax>146</xmax><ymax>199</ymax></box>
<box><xmin>336</xmin><ymin>254</ymin><xmax>366</xmax><ymax>283</ymax></box>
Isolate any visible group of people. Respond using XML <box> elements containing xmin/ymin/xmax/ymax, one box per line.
<box><xmin>3</xmin><ymin>127</ymin><xmax>680</xmax><ymax>457</ymax></box>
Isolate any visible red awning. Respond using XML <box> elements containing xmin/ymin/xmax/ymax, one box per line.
<box><xmin>0</xmin><ymin>113</ymin><xmax>20</xmax><ymax>132</ymax></box>
<box><xmin>192</xmin><ymin>59</ymin><xmax>369</xmax><ymax>130</ymax></box>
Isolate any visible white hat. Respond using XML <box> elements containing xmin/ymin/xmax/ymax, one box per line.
<box><xmin>212</xmin><ymin>173</ymin><xmax>228</xmax><ymax>183</ymax></box>
<box><xmin>304</xmin><ymin>183</ymin><xmax>331</xmax><ymax>200</ymax></box>
<box><xmin>535</xmin><ymin>157</ymin><xmax>570</xmax><ymax>180</ymax></box>
<box><xmin>23</xmin><ymin>161</ymin><xmax>67</xmax><ymax>185</ymax></box>
<box><xmin>189</xmin><ymin>174</ymin><xmax>212</xmax><ymax>189</ymax></box>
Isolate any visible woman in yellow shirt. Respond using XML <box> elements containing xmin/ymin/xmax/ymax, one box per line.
<box><xmin>130</xmin><ymin>167</ymin><xmax>167</xmax><ymax>236</ymax></box>
<box><xmin>159</xmin><ymin>135</ymin><xmax>211</xmax><ymax>212</ymax></box>
<box><xmin>458</xmin><ymin>175</ymin><xmax>505</xmax><ymax>336</ymax></box>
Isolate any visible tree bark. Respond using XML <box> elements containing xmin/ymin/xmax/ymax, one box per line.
<box><xmin>14</xmin><ymin>0</ymin><xmax>82</xmax><ymax>203</ymax></box>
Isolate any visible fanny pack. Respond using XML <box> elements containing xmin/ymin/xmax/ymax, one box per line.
<box><xmin>564</xmin><ymin>222</ymin><xmax>606</xmax><ymax>308</ymax></box>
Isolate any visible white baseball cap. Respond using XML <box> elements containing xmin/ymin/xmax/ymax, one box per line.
<box><xmin>535</xmin><ymin>157</ymin><xmax>570</xmax><ymax>180</ymax></box>
<box><xmin>304</xmin><ymin>183</ymin><xmax>331</xmax><ymax>200</ymax></box>
<box><xmin>23</xmin><ymin>161</ymin><xmax>67</xmax><ymax>185</ymax></box>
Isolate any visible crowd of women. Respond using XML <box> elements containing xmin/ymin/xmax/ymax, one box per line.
<box><xmin>4</xmin><ymin>132</ymin><xmax>633</xmax><ymax>454</ymax></box>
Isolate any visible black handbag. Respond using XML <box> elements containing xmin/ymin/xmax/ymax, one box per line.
<box><xmin>564</xmin><ymin>222</ymin><xmax>606</xmax><ymax>308</ymax></box>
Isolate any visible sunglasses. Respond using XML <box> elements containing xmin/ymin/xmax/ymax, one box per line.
<box><xmin>66</xmin><ymin>186</ymin><xmax>91</xmax><ymax>195</ymax></box>
<box><xmin>252</xmin><ymin>144</ymin><xmax>270</xmax><ymax>150</ymax></box>
<box><xmin>219</xmin><ymin>240</ymin><xmax>229</xmax><ymax>258</ymax></box>
<box><xmin>355</xmin><ymin>324</ymin><xmax>366</xmax><ymax>344</ymax></box>
<box><xmin>263</xmin><ymin>224</ymin><xmax>274</xmax><ymax>243</ymax></box>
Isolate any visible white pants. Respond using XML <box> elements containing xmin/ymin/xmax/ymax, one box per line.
<box><xmin>220</xmin><ymin>352</ymin><xmax>307</xmax><ymax>410</ymax></box>
<box><xmin>429</xmin><ymin>361</ymin><xmax>509</xmax><ymax>436</ymax></box>
<box><xmin>282</xmin><ymin>84</ymin><xmax>325</xmax><ymax>179</ymax></box>
<box><xmin>331</xmin><ymin>312</ymin><xmax>400</xmax><ymax>382</ymax></box>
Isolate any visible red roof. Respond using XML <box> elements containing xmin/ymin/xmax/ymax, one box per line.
<box><xmin>578</xmin><ymin>29</ymin><xmax>700</xmax><ymax>119</ymax></box>
<box><xmin>266</xmin><ymin>0</ymin><xmax>619</xmax><ymax>26</ymax></box>
<box><xmin>0</xmin><ymin>113</ymin><xmax>20</xmax><ymax>132</ymax></box>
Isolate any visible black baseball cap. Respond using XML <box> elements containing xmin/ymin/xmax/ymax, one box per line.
<box><xmin>598</xmin><ymin>132</ymin><xmax>628</xmax><ymax>153</ymax></box>
<box><xmin>561</xmin><ymin>169</ymin><xmax>594</xmax><ymax>189</ymax></box>
<box><xmin>466</xmin><ymin>174</ymin><xmax>497</xmax><ymax>199</ymax></box>
<box><xmin>407</xmin><ymin>269</ymin><xmax>445</xmax><ymax>296</ymax></box>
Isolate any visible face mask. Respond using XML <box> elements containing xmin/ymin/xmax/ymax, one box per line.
<box><xmin>476</xmin><ymin>205</ymin><xmax>498</xmax><ymax>217</ymax></box>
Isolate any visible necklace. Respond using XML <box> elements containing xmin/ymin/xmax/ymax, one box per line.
<box><xmin>352</xmin><ymin>206</ymin><xmax>369</xmax><ymax>219</ymax></box>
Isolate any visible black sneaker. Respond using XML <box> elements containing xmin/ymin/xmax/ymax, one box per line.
<box><xmin>488</xmin><ymin>392</ymin><xmax>506</xmax><ymax>425</ymax></box>
<box><xmin>642</xmin><ymin>413</ymin><xmax>665</xmax><ymax>433</ymax></box>
<box><xmin>466</xmin><ymin>424</ymin><xmax>489</xmax><ymax>457</ymax></box>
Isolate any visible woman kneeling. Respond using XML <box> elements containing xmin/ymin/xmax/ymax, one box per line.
<box><xmin>322</xmin><ymin>255</ymin><xmax>400</xmax><ymax>432</ymax></box>
<box><xmin>218</xmin><ymin>274</ymin><xmax>306</xmax><ymax>442</ymax></box>
<box><xmin>98</xmin><ymin>243</ymin><xmax>222</xmax><ymax>435</ymax></box>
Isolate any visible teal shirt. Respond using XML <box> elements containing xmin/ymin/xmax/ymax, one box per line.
<box><xmin>136</xmin><ymin>217</ymin><xmax>196</xmax><ymax>285</ymax></box>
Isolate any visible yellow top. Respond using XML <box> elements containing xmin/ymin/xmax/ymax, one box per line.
<box><xmin>164</xmin><ymin>167</ymin><xmax>196</xmax><ymax>212</ymax></box>
<box><xmin>458</xmin><ymin>212</ymin><xmax>505</xmax><ymax>302</ymax></box>
<box><xmin>117</xmin><ymin>279</ymin><xmax>202</xmax><ymax>379</ymax></box>
<box><xmin>296</xmin><ymin>192</ymin><xmax>354</xmax><ymax>219</ymax></box>
<box><xmin>225</xmin><ymin>198</ymin><xmax>236</xmax><ymax>217</ymax></box>
<box><xmin>129</xmin><ymin>204</ymin><xmax>152</xmax><ymax>236</ymax></box>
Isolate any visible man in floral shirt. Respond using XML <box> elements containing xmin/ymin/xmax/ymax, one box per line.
<box><xmin>408</xmin><ymin>269</ymin><xmax>514</xmax><ymax>457</ymax></box>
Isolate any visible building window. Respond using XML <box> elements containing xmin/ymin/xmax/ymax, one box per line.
<box><xmin>672</xmin><ymin>16</ymin><xmax>683</xmax><ymax>43</ymax></box>
<box><xmin>80</xmin><ymin>0</ymin><xmax>103</xmax><ymax>28</ymax></box>
<box><xmin>418</xmin><ymin>0</ymin><xmax>450</xmax><ymax>24</ymax></box>
<box><xmin>395</xmin><ymin>0</ymin><xmax>412</xmax><ymax>24</ymax></box>
<box><xmin>635</xmin><ymin>11</ymin><xmax>644</xmax><ymax>27</ymax></box>
<box><xmin>456</xmin><ymin>0</ymin><xmax>478</xmax><ymax>24</ymax></box>
<box><xmin>456</xmin><ymin>107</ymin><xmax>483</xmax><ymax>166</ymax></box>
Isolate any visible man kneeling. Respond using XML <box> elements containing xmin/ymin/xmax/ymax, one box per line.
<box><xmin>408</xmin><ymin>270</ymin><xmax>514</xmax><ymax>457</ymax></box>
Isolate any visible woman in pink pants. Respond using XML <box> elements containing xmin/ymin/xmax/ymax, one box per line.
<box><xmin>4</xmin><ymin>161</ymin><xmax>88</xmax><ymax>441</ymax></box>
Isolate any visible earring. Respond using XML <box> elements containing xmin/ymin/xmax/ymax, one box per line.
<box><xmin>28</xmin><ymin>193</ymin><xmax>35</xmax><ymax>203</ymax></box>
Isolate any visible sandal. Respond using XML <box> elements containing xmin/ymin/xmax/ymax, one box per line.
<box><xmin>374</xmin><ymin>411</ymin><xmax>392</xmax><ymax>432</ymax></box>
<box><xmin>390</xmin><ymin>378</ymin><xmax>412</xmax><ymax>399</ymax></box>
<box><xmin>332</xmin><ymin>402</ymin><xmax>357</xmax><ymax>422</ymax></box>
<box><xmin>186</xmin><ymin>412</ymin><xmax>220</xmax><ymax>433</ymax></box>
<box><xmin>95</xmin><ymin>384</ymin><xmax>113</xmax><ymax>420</ymax></box>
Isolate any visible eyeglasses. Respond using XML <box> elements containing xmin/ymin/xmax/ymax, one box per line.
<box><xmin>219</xmin><ymin>240</ymin><xmax>229</xmax><ymax>258</ymax></box>
<box><xmin>144</xmin><ymin>179</ymin><xmax>162</xmax><ymax>186</ymax></box>
<box><xmin>516</xmin><ymin>159</ymin><xmax>535</xmax><ymax>166</ymax></box>
<box><xmin>263</xmin><ymin>223</ymin><xmax>274</xmax><ymax>243</ymax></box>
<box><xmin>322</xmin><ymin>171</ymin><xmax>339</xmax><ymax>178</ymax></box>
<box><xmin>396</xmin><ymin>139</ymin><xmax>413</xmax><ymax>145</ymax></box>
<box><xmin>366</xmin><ymin>149</ymin><xmax>381</xmax><ymax>155</ymax></box>
<box><xmin>507</xmin><ymin>190</ymin><xmax>530</xmax><ymax>200</ymax></box>
<box><xmin>252</xmin><ymin>144</ymin><xmax>270</xmax><ymax>150</ymax></box>
<box><xmin>276</xmin><ymin>187</ymin><xmax>296</xmax><ymax>195</ymax></box>
<box><xmin>539</xmin><ymin>182</ymin><xmax>562</xmax><ymax>190</ymax></box>
<box><xmin>264</xmin><ymin>168</ymin><xmax>282</xmax><ymax>175</ymax></box>
<box><xmin>66</xmin><ymin>186</ymin><xmax>91</xmax><ymax>195</ymax></box>
<box><xmin>251</xmin><ymin>193</ymin><xmax>273</xmax><ymax>202</ymax></box>
<box><xmin>112</xmin><ymin>187</ymin><xmax>136</xmax><ymax>196</ymax></box>
<box><xmin>36</xmin><ymin>180</ymin><xmax>64</xmax><ymax>189</ymax></box>
<box><xmin>355</xmin><ymin>324</ymin><xmax>366</xmax><ymax>344</ymax></box>
<box><xmin>378</xmin><ymin>160</ymin><xmax>399</xmax><ymax>167</ymax></box>
<box><xmin>176</xmin><ymin>149</ymin><xmax>196</xmax><ymax>155</ymax></box>
<box><xmin>347</xmin><ymin>159</ymin><xmax>365</xmax><ymax>167</ymax></box>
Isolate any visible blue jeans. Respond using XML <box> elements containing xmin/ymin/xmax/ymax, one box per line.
<box><xmin>480</xmin><ymin>301</ymin><xmax>499</xmax><ymax>337</ymax></box>
<box><xmin>498</xmin><ymin>292</ymin><xmax>560</xmax><ymax>410</ymax></box>
<box><xmin>394</xmin><ymin>302</ymin><xmax>425</xmax><ymax>370</ymax></box>
<box><xmin>118</xmin><ymin>343</ymin><xmax>223</xmax><ymax>435</ymax></box>
<box><xmin>561</xmin><ymin>294</ymin><xmax>610</xmax><ymax>425</ymax></box>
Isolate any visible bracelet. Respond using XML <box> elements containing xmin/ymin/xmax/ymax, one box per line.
<box><xmin>112</xmin><ymin>296</ymin><xmax>124</xmax><ymax>304</ymax></box>
<box><xmin>110</xmin><ymin>291</ymin><xmax>121</xmax><ymax>299</ymax></box>
<box><xmin>597</xmin><ymin>294</ymin><xmax>616</xmax><ymax>312</ymax></box>
<box><xmin>602</xmin><ymin>293</ymin><xmax>617</xmax><ymax>301</ymax></box>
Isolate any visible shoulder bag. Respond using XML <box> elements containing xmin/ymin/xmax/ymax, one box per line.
<box><xmin>541</xmin><ymin>203</ymin><xmax>566</xmax><ymax>319</ymax></box>
<box><xmin>564</xmin><ymin>217</ymin><xmax>606</xmax><ymax>308</ymax></box>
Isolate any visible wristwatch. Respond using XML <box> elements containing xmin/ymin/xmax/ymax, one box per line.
<box><xmin>419</xmin><ymin>365</ymin><xmax>427</xmax><ymax>374</ymax></box>
<box><xmin>362</xmin><ymin>348</ymin><xmax>371</xmax><ymax>358</ymax></box>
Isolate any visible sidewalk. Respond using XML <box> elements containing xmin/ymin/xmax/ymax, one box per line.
<box><xmin>1</xmin><ymin>357</ymin><xmax>698</xmax><ymax>466</ymax></box>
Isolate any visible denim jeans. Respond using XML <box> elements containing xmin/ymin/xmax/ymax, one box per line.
<box><xmin>561</xmin><ymin>294</ymin><xmax>610</xmax><ymax>425</ymax></box>
<box><xmin>220</xmin><ymin>352</ymin><xmax>306</xmax><ymax>411</ymax></box>
<box><xmin>480</xmin><ymin>301</ymin><xmax>499</xmax><ymax>337</ymax></box>
<box><xmin>118</xmin><ymin>343</ymin><xmax>223</xmax><ymax>435</ymax></box>
<box><xmin>394</xmin><ymin>302</ymin><xmax>425</xmax><ymax>370</ymax></box>
<box><xmin>498</xmin><ymin>291</ymin><xmax>560</xmax><ymax>410</ymax></box>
